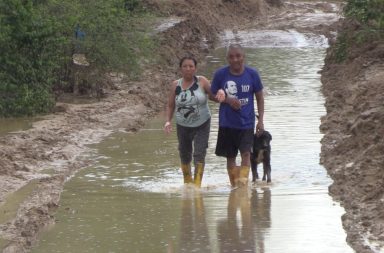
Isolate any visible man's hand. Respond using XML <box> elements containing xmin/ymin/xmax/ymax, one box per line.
<box><xmin>226</xmin><ymin>97</ymin><xmax>241</xmax><ymax>110</ymax></box>
<box><xmin>256</xmin><ymin>121</ymin><xmax>264</xmax><ymax>136</ymax></box>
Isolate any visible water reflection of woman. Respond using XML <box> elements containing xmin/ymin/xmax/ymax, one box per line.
<box><xmin>177</xmin><ymin>190</ymin><xmax>211</xmax><ymax>253</ymax></box>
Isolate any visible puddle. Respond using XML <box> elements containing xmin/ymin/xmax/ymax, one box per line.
<box><xmin>31</xmin><ymin>26</ymin><xmax>354</xmax><ymax>253</ymax></box>
<box><xmin>220</xmin><ymin>29</ymin><xmax>328</xmax><ymax>48</ymax></box>
<box><xmin>0</xmin><ymin>238</ymin><xmax>8</xmax><ymax>251</ymax></box>
<box><xmin>0</xmin><ymin>117</ymin><xmax>38</xmax><ymax>136</ymax></box>
<box><xmin>0</xmin><ymin>180</ymin><xmax>39</xmax><ymax>224</ymax></box>
<box><xmin>288</xmin><ymin>1</ymin><xmax>341</xmax><ymax>22</ymax></box>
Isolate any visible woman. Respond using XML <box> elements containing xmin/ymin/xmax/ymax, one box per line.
<box><xmin>164</xmin><ymin>55</ymin><xmax>220</xmax><ymax>187</ymax></box>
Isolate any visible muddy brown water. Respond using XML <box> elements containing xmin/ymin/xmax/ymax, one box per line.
<box><xmin>30</xmin><ymin>31</ymin><xmax>355</xmax><ymax>253</ymax></box>
<box><xmin>0</xmin><ymin>117</ymin><xmax>37</xmax><ymax>136</ymax></box>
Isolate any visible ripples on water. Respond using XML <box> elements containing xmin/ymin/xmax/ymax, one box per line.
<box><xmin>220</xmin><ymin>29</ymin><xmax>329</xmax><ymax>48</ymax></box>
<box><xmin>31</xmin><ymin>31</ymin><xmax>354</xmax><ymax>253</ymax></box>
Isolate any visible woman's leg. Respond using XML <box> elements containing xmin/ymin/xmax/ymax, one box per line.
<box><xmin>192</xmin><ymin>119</ymin><xmax>210</xmax><ymax>187</ymax></box>
<box><xmin>177</xmin><ymin>124</ymin><xmax>193</xmax><ymax>183</ymax></box>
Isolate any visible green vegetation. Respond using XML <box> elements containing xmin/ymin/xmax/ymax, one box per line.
<box><xmin>333</xmin><ymin>0</ymin><xmax>384</xmax><ymax>63</ymax></box>
<box><xmin>344</xmin><ymin>0</ymin><xmax>384</xmax><ymax>30</ymax></box>
<box><xmin>334</xmin><ymin>33</ymin><xmax>349</xmax><ymax>63</ymax></box>
<box><xmin>0</xmin><ymin>0</ymin><xmax>156</xmax><ymax>117</ymax></box>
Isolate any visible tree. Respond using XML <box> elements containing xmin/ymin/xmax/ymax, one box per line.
<box><xmin>0</xmin><ymin>0</ymin><xmax>67</xmax><ymax>116</ymax></box>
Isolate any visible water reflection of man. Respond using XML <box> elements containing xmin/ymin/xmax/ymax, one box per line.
<box><xmin>217</xmin><ymin>188</ymin><xmax>255</xmax><ymax>252</ymax></box>
<box><xmin>251</xmin><ymin>188</ymin><xmax>271</xmax><ymax>253</ymax></box>
<box><xmin>177</xmin><ymin>190</ymin><xmax>211</xmax><ymax>253</ymax></box>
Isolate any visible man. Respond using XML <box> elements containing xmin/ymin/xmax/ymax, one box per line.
<box><xmin>211</xmin><ymin>43</ymin><xmax>264</xmax><ymax>187</ymax></box>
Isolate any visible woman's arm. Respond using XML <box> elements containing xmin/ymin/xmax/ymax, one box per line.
<box><xmin>164</xmin><ymin>80</ymin><xmax>177</xmax><ymax>133</ymax></box>
<box><xmin>200</xmin><ymin>75</ymin><xmax>240</xmax><ymax>108</ymax></box>
<box><xmin>199</xmin><ymin>76</ymin><xmax>221</xmax><ymax>102</ymax></box>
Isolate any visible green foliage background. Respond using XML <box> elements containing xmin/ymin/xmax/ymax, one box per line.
<box><xmin>333</xmin><ymin>0</ymin><xmax>384</xmax><ymax>63</ymax></box>
<box><xmin>0</xmin><ymin>0</ymin><xmax>154</xmax><ymax>117</ymax></box>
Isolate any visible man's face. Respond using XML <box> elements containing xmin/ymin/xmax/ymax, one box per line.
<box><xmin>227</xmin><ymin>48</ymin><xmax>245</xmax><ymax>73</ymax></box>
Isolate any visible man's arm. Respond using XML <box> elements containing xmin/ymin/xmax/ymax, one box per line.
<box><xmin>255</xmin><ymin>90</ymin><xmax>264</xmax><ymax>136</ymax></box>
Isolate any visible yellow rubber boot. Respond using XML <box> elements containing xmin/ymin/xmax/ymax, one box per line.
<box><xmin>237</xmin><ymin>166</ymin><xmax>250</xmax><ymax>186</ymax></box>
<box><xmin>227</xmin><ymin>167</ymin><xmax>239</xmax><ymax>187</ymax></box>
<box><xmin>181</xmin><ymin>163</ymin><xmax>193</xmax><ymax>184</ymax></box>
<box><xmin>193</xmin><ymin>163</ymin><xmax>204</xmax><ymax>187</ymax></box>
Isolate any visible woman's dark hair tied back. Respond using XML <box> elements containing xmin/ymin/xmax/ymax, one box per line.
<box><xmin>179</xmin><ymin>54</ymin><xmax>197</xmax><ymax>68</ymax></box>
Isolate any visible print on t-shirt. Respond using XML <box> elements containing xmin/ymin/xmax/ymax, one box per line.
<box><xmin>225</xmin><ymin>81</ymin><xmax>238</xmax><ymax>98</ymax></box>
<box><xmin>175</xmin><ymin>83</ymin><xmax>200</xmax><ymax>124</ymax></box>
<box><xmin>225</xmin><ymin>80</ymin><xmax>250</xmax><ymax>106</ymax></box>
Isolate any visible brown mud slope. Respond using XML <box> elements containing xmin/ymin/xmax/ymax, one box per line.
<box><xmin>0</xmin><ymin>0</ymin><xmax>271</xmax><ymax>252</ymax></box>
<box><xmin>321</xmin><ymin>19</ymin><xmax>384</xmax><ymax>253</ymax></box>
<box><xmin>145</xmin><ymin>0</ymin><xmax>269</xmax><ymax>67</ymax></box>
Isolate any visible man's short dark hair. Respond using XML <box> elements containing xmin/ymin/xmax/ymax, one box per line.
<box><xmin>226</xmin><ymin>43</ymin><xmax>245</xmax><ymax>57</ymax></box>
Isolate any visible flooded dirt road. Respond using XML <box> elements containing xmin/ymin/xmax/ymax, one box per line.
<box><xmin>31</xmin><ymin>30</ymin><xmax>354</xmax><ymax>252</ymax></box>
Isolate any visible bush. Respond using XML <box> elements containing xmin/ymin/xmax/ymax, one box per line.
<box><xmin>330</xmin><ymin>0</ymin><xmax>384</xmax><ymax>63</ymax></box>
<box><xmin>0</xmin><ymin>0</ymin><xmax>156</xmax><ymax>117</ymax></box>
<box><xmin>344</xmin><ymin>0</ymin><xmax>384</xmax><ymax>31</ymax></box>
<box><xmin>0</xmin><ymin>0</ymin><xmax>67</xmax><ymax>116</ymax></box>
<box><xmin>333</xmin><ymin>33</ymin><xmax>348</xmax><ymax>63</ymax></box>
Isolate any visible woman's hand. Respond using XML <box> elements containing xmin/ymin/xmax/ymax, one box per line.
<box><xmin>216</xmin><ymin>89</ymin><xmax>241</xmax><ymax>110</ymax></box>
<box><xmin>164</xmin><ymin>121</ymin><xmax>172</xmax><ymax>134</ymax></box>
<box><xmin>215</xmin><ymin>89</ymin><xmax>226</xmax><ymax>103</ymax></box>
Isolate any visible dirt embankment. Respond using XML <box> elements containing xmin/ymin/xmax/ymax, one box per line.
<box><xmin>320</xmin><ymin>19</ymin><xmax>384</xmax><ymax>252</ymax></box>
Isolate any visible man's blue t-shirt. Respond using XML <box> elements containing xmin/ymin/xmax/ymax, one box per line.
<box><xmin>211</xmin><ymin>65</ymin><xmax>263</xmax><ymax>129</ymax></box>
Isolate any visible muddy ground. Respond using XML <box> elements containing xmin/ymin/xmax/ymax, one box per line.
<box><xmin>320</xmin><ymin>20</ymin><xmax>384</xmax><ymax>253</ymax></box>
<box><xmin>0</xmin><ymin>0</ymin><xmax>382</xmax><ymax>252</ymax></box>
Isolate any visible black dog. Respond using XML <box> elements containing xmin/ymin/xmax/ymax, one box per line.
<box><xmin>251</xmin><ymin>130</ymin><xmax>272</xmax><ymax>183</ymax></box>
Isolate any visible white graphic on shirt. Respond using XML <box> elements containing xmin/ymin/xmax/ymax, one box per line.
<box><xmin>239</xmin><ymin>98</ymin><xmax>249</xmax><ymax>106</ymax></box>
<box><xmin>224</xmin><ymin>81</ymin><xmax>250</xmax><ymax>106</ymax></box>
<box><xmin>241</xmin><ymin>85</ymin><xmax>250</xmax><ymax>92</ymax></box>
<box><xmin>225</xmin><ymin>81</ymin><xmax>238</xmax><ymax>98</ymax></box>
<box><xmin>176</xmin><ymin>89</ymin><xmax>199</xmax><ymax>123</ymax></box>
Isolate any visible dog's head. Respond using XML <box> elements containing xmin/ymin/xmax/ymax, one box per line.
<box><xmin>253</xmin><ymin>130</ymin><xmax>272</xmax><ymax>150</ymax></box>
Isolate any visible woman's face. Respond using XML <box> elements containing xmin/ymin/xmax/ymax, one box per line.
<box><xmin>180</xmin><ymin>59</ymin><xmax>196</xmax><ymax>78</ymax></box>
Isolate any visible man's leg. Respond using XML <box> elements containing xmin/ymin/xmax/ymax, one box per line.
<box><xmin>238</xmin><ymin>151</ymin><xmax>251</xmax><ymax>186</ymax></box>
<box><xmin>237</xmin><ymin>128</ymin><xmax>253</xmax><ymax>186</ymax></box>
<box><xmin>227</xmin><ymin>157</ymin><xmax>238</xmax><ymax>187</ymax></box>
<box><xmin>216</xmin><ymin>127</ymin><xmax>240</xmax><ymax>187</ymax></box>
